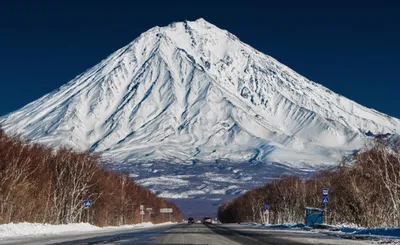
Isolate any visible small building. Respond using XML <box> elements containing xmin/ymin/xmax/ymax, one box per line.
<box><xmin>304</xmin><ymin>207</ymin><xmax>325</xmax><ymax>227</ymax></box>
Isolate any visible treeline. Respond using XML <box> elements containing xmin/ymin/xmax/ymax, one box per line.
<box><xmin>0</xmin><ymin>129</ymin><xmax>181</xmax><ymax>226</ymax></box>
<box><xmin>218</xmin><ymin>140</ymin><xmax>400</xmax><ymax>227</ymax></box>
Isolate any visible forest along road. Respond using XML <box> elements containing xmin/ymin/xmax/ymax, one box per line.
<box><xmin>2</xmin><ymin>223</ymin><xmax>376</xmax><ymax>245</ymax></box>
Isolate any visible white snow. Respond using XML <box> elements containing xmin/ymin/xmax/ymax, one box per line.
<box><xmin>0</xmin><ymin>222</ymin><xmax>172</xmax><ymax>240</ymax></box>
<box><xmin>1</xmin><ymin>18</ymin><xmax>398</xmax><ymax>166</ymax></box>
<box><xmin>240</xmin><ymin>223</ymin><xmax>400</xmax><ymax>244</ymax></box>
<box><xmin>324</xmin><ymin>225</ymin><xmax>400</xmax><ymax>243</ymax></box>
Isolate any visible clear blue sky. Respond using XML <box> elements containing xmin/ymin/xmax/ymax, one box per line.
<box><xmin>1</xmin><ymin>1</ymin><xmax>399</xmax><ymax>118</ymax></box>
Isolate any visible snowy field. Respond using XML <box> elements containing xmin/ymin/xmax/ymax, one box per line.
<box><xmin>0</xmin><ymin>222</ymin><xmax>173</xmax><ymax>241</ymax></box>
<box><xmin>108</xmin><ymin>160</ymin><xmax>315</xmax><ymax>216</ymax></box>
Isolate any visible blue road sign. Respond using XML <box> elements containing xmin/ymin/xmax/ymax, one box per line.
<box><xmin>322</xmin><ymin>188</ymin><xmax>328</xmax><ymax>196</ymax></box>
<box><xmin>83</xmin><ymin>200</ymin><xmax>92</xmax><ymax>208</ymax></box>
<box><xmin>322</xmin><ymin>197</ymin><xmax>328</xmax><ymax>204</ymax></box>
<box><xmin>264</xmin><ymin>205</ymin><xmax>270</xmax><ymax>210</ymax></box>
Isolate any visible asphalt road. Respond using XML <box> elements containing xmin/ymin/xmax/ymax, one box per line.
<box><xmin>2</xmin><ymin>223</ymin><xmax>375</xmax><ymax>245</ymax></box>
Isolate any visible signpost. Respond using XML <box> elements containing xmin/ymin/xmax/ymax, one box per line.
<box><xmin>83</xmin><ymin>200</ymin><xmax>92</xmax><ymax>223</ymax></box>
<box><xmin>263</xmin><ymin>205</ymin><xmax>270</xmax><ymax>224</ymax></box>
<box><xmin>146</xmin><ymin>208</ymin><xmax>153</xmax><ymax>222</ymax></box>
<box><xmin>140</xmin><ymin>205</ymin><xmax>145</xmax><ymax>223</ymax></box>
<box><xmin>322</xmin><ymin>188</ymin><xmax>328</xmax><ymax>224</ymax></box>
<box><xmin>83</xmin><ymin>200</ymin><xmax>92</xmax><ymax>208</ymax></box>
<box><xmin>321</xmin><ymin>188</ymin><xmax>328</xmax><ymax>205</ymax></box>
<box><xmin>160</xmin><ymin>208</ymin><xmax>173</xmax><ymax>222</ymax></box>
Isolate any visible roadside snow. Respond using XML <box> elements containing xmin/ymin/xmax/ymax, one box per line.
<box><xmin>239</xmin><ymin>223</ymin><xmax>400</xmax><ymax>244</ymax></box>
<box><xmin>0</xmin><ymin>222</ymin><xmax>172</xmax><ymax>240</ymax></box>
<box><xmin>240</xmin><ymin>222</ymin><xmax>305</xmax><ymax>229</ymax></box>
<box><xmin>323</xmin><ymin>226</ymin><xmax>400</xmax><ymax>244</ymax></box>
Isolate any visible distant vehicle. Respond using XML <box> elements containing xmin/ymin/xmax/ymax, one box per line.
<box><xmin>187</xmin><ymin>217</ymin><xmax>195</xmax><ymax>224</ymax></box>
<box><xmin>202</xmin><ymin>217</ymin><xmax>212</xmax><ymax>224</ymax></box>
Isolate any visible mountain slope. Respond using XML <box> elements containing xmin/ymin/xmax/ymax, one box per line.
<box><xmin>1</xmin><ymin>18</ymin><xmax>399</xmax><ymax>168</ymax></box>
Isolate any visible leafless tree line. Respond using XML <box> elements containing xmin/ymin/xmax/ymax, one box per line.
<box><xmin>0</xmin><ymin>129</ymin><xmax>181</xmax><ymax>226</ymax></box>
<box><xmin>218</xmin><ymin>140</ymin><xmax>400</xmax><ymax>227</ymax></box>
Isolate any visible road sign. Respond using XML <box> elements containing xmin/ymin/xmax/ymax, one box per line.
<box><xmin>322</xmin><ymin>188</ymin><xmax>328</xmax><ymax>196</ymax></box>
<box><xmin>146</xmin><ymin>207</ymin><xmax>153</xmax><ymax>222</ymax></box>
<box><xmin>263</xmin><ymin>206</ymin><xmax>270</xmax><ymax>225</ymax></box>
<box><xmin>322</xmin><ymin>196</ymin><xmax>328</xmax><ymax>204</ymax></box>
<box><xmin>160</xmin><ymin>208</ymin><xmax>173</xmax><ymax>213</ymax></box>
<box><xmin>83</xmin><ymin>200</ymin><xmax>92</xmax><ymax>208</ymax></box>
<box><xmin>140</xmin><ymin>210</ymin><xmax>145</xmax><ymax>215</ymax></box>
<box><xmin>140</xmin><ymin>205</ymin><xmax>144</xmax><ymax>210</ymax></box>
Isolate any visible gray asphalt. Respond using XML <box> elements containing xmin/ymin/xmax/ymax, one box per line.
<box><xmin>1</xmin><ymin>223</ymin><xmax>374</xmax><ymax>245</ymax></box>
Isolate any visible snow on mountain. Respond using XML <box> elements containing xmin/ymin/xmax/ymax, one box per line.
<box><xmin>0</xmin><ymin>19</ymin><xmax>399</xmax><ymax>208</ymax></box>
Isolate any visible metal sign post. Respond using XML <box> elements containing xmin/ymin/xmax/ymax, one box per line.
<box><xmin>322</xmin><ymin>188</ymin><xmax>328</xmax><ymax>223</ymax></box>
<box><xmin>160</xmin><ymin>208</ymin><xmax>173</xmax><ymax>222</ymax></box>
<box><xmin>146</xmin><ymin>208</ymin><xmax>153</xmax><ymax>222</ymax></box>
<box><xmin>140</xmin><ymin>205</ymin><xmax>145</xmax><ymax>223</ymax></box>
<box><xmin>83</xmin><ymin>200</ymin><xmax>92</xmax><ymax>223</ymax></box>
<box><xmin>322</xmin><ymin>189</ymin><xmax>328</xmax><ymax>206</ymax></box>
<box><xmin>264</xmin><ymin>205</ymin><xmax>270</xmax><ymax>225</ymax></box>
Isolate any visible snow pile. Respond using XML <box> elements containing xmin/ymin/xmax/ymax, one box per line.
<box><xmin>264</xmin><ymin>223</ymin><xmax>305</xmax><ymax>229</ymax></box>
<box><xmin>241</xmin><ymin>222</ymin><xmax>305</xmax><ymax>229</ymax></box>
<box><xmin>242</xmin><ymin>223</ymin><xmax>400</xmax><ymax>243</ymax></box>
<box><xmin>0</xmin><ymin>222</ymin><xmax>100</xmax><ymax>238</ymax></box>
<box><xmin>330</xmin><ymin>226</ymin><xmax>400</xmax><ymax>241</ymax></box>
<box><xmin>0</xmin><ymin>222</ymin><xmax>171</xmax><ymax>240</ymax></box>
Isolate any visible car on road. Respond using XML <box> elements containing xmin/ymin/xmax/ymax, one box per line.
<box><xmin>202</xmin><ymin>217</ymin><xmax>212</xmax><ymax>224</ymax></box>
<box><xmin>187</xmin><ymin>217</ymin><xmax>195</xmax><ymax>224</ymax></box>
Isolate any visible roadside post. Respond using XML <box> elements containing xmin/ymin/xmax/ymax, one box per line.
<box><xmin>264</xmin><ymin>205</ymin><xmax>270</xmax><ymax>225</ymax></box>
<box><xmin>160</xmin><ymin>208</ymin><xmax>173</xmax><ymax>222</ymax></box>
<box><xmin>322</xmin><ymin>188</ymin><xmax>328</xmax><ymax>223</ymax></box>
<box><xmin>146</xmin><ymin>208</ymin><xmax>153</xmax><ymax>222</ymax></box>
<box><xmin>140</xmin><ymin>205</ymin><xmax>145</xmax><ymax>223</ymax></box>
<box><xmin>83</xmin><ymin>200</ymin><xmax>92</xmax><ymax>223</ymax></box>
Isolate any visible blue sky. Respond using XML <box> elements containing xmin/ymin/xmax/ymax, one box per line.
<box><xmin>0</xmin><ymin>1</ymin><xmax>399</xmax><ymax>118</ymax></box>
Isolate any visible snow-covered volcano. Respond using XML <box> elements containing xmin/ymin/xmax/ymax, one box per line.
<box><xmin>1</xmin><ymin>19</ymin><xmax>399</xmax><ymax>167</ymax></box>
